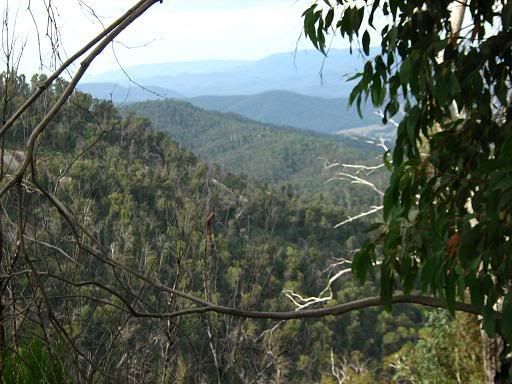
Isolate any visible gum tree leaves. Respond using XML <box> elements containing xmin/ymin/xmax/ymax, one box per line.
<box><xmin>303</xmin><ymin>1</ymin><xmax>512</xmax><ymax>344</ymax></box>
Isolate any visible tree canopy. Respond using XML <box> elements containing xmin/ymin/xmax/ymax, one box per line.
<box><xmin>302</xmin><ymin>0</ymin><xmax>512</xmax><ymax>345</ymax></box>
<box><xmin>0</xmin><ymin>0</ymin><xmax>508</xmax><ymax>381</ymax></box>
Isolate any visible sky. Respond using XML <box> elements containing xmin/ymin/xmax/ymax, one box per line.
<box><xmin>4</xmin><ymin>0</ymin><xmax>357</xmax><ymax>78</ymax></box>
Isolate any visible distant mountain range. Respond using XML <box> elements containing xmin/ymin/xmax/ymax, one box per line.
<box><xmin>82</xmin><ymin>48</ymin><xmax>370</xmax><ymax>98</ymax></box>
<box><xmin>187</xmin><ymin>91</ymin><xmax>383</xmax><ymax>134</ymax></box>
<box><xmin>84</xmin><ymin>59</ymin><xmax>251</xmax><ymax>84</ymax></box>
<box><xmin>78</xmin><ymin>48</ymin><xmax>395</xmax><ymax>137</ymax></box>
<box><xmin>77</xmin><ymin>87</ymin><xmax>391</xmax><ymax>136</ymax></box>
<box><xmin>77</xmin><ymin>83</ymin><xmax>183</xmax><ymax>103</ymax></box>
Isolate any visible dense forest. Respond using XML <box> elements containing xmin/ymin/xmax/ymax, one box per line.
<box><xmin>123</xmin><ymin>98</ymin><xmax>386</xmax><ymax>210</ymax></box>
<box><xmin>1</xmin><ymin>0</ymin><xmax>510</xmax><ymax>381</ymax></box>
<box><xmin>185</xmin><ymin>91</ymin><xmax>383</xmax><ymax>135</ymax></box>
<box><xmin>0</xmin><ymin>73</ymin><xmax>485</xmax><ymax>383</ymax></box>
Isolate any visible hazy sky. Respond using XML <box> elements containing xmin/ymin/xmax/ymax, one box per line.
<box><xmin>5</xmin><ymin>0</ymin><xmax>356</xmax><ymax>78</ymax></box>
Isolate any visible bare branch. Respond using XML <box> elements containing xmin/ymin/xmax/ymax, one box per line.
<box><xmin>374</xmin><ymin>110</ymin><xmax>399</xmax><ymax>128</ymax></box>
<box><xmin>328</xmin><ymin>173</ymin><xmax>384</xmax><ymax>196</ymax></box>
<box><xmin>128</xmin><ymin>294</ymin><xmax>482</xmax><ymax>320</ymax></box>
<box><xmin>0</xmin><ymin>0</ymin><xmax>155</xmax><ymax>139</ymax></box>
<box><xmin>0</xmin><ymin>0</ymin><xmax>162</xmax><ymax>198</ymax></box>
<box><xmin>334</xmin><ymin>205</ymin><xmax>383</xmax><ymax>228</ymax></box>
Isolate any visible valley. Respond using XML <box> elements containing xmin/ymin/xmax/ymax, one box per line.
<box><xmin>78</xmin><ymin>48</ymin><xmax>392</xmax><ymax>138</ymax></box>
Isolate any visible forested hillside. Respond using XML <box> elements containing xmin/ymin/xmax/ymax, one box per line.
<box><xmin>0</xmin><ymin>73</ymin><xmax>485</xmax><ymax>383</ymax></box>
<box><xmin>3</xmin><ymin>0</ymin><xmax>508</xmax><ymax>380</ymax></box>
<box><xmin>76</xmin><ymin>84</ymin><xmax>385</xmax><ymax>135</ymax></box>
<box><xmin>123</xmin><ymin>99</ymin><xmax>386</xmax><ymax>211</ymax></box>
<box><xmin>187</xmin><ymin>91</ymin><xmax>383</xmax><ymax>134</ymax></box>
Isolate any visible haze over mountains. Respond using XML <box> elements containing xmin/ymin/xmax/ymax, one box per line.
<box><xmin>78</xmin><ymin>83</ymin><xmax>184</xmax><ymax>102</ymax></box>
<box><xmin>84</xmin><ymin>49</ymin><xmax>365</xmax><ymax>98</ymax></box>
<box><xmin>80</xmin><ymin>48</ymin><xmax>394</xmax><ymax>137</ymax></box>
<box><xmin>188</xmin><ymin>91</ymin><xmax>383</xmax><ymax>134</ymax></box>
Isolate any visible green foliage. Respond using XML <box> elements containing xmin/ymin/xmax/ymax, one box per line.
<box><xmin>187</xmin><ymin>91</ymin><xmax>383</xmax><ymax>135</ymax></box>
<box><xmin>123</xmin><ymin>99</ymin><xmax>385</xmax><ymax>212</ymax></box>
<box><xmin>1</xmin><ymin>71</ymin><xmax>487</xmax><ymax>381</ymax></box>
<box><xmin>1</xmin><ymin>338</ymin><xmax>68</xmax><ymax>384</ymax></box>
<box><xmin>387</xmin><ymin>310</ymin><xmax>485</xmax><ymax>383</ymax></box>
<box><xmin>0</xmin><ymin>73</ymin><xmax>424</xmax><ymax>382</ymax></box>
<box><xmin>303</xmin><ymin>0</ymin><xmax>512</xmax><ymax>345</ymax></box>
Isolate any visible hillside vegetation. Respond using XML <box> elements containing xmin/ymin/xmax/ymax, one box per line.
<box><xmin>76</xmin><ymin>85</ymin><xmax>386</xmax><ymax>135</ymax></box>
<box><xmin>124</xmin><ymin>98</ymin><xmax>385</xmax><ymax>210</ymax></box>
<box><xmin>188</xmin><ymin>90</ymin><xmax>383</xmax><ymax>134</ymax></box>
<box><xmin>0</xmin><ymin>73</ymin><xmax>484</xmax><ymax>383</ymax></box>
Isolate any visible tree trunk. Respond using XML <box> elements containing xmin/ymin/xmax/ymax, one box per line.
<box><xmin>482</xmin><ymin>333</ymin><xmax>503</xmax><ymax>383</ymax></box>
